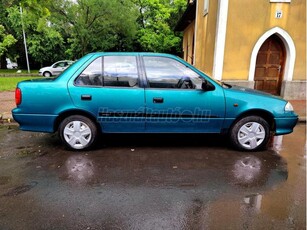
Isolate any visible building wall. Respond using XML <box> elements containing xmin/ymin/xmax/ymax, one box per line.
<box><xmin>183</xmin><ymin>22</ymin><xmax>195</xmax><ymax>65</ymax></box>
<box><xmin>193</xmin><ymin>0</ymin><xmax>219</xmax><ymax>76</ymax></box>
<box><xmin>180</xmin><ymin>0</ymin><xmax>305</xmax><ymax>99</ymax></box>
<box><xmin>223</xmin><ymin>0</ymin><xmax>306</xmax><ymax>81</ymax></box>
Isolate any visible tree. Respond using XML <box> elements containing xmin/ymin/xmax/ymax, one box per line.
<box><xmin>0</xmin><ymin>25</ymin><xmax>16</xmax><ymax>57</ymax></box>
<box><xmin>0</xmin><ymin>25</ymin><xmax>17</xmax><ymax>68</ymax></box>
<box><xmin>0</xmin><ymin>0</ymin><xmax>187</xmax><ymax>68</ymax></box>
<box><xmin>6</xmin><ymin>1</ymin><xmax>66</xmax><ymax>67</ymax></box>
<box><xmin>134</xmin><ymin>0</ymin><xmax>186</xmax><ymax>54</ymax></box>
<box><xmin>49</xmin><ymin>0</ymin><xmax>139</xmax><ymax>59</ymax></box>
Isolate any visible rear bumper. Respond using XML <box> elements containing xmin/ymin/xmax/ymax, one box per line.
<box><xmin>12</xmin><ymin>109</ymin><xmax>57</xmax><ymax>133</ymax></box>
<box><xmin>274</xmin><ymin>116</ymin><xmax>298</xmax><ymax>135</ymax></box>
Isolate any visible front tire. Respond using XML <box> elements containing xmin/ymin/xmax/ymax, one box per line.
<box><xmin>59</xmin><ymin>115</ymin><xmax>98</xmax><ymax>150</ymax></box>
<box><xmin>230</xmin><ymin>116</ymin><xmax>270</xmax><ymax>151</ymax></box>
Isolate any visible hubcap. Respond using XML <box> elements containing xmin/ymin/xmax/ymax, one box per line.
<box><xmin>63</xmin><ymin>121</ymin><xmax>92</xmax><ymax>149</ymax></box>
<box><xmin>237</xmin><ymin>122</ymin><xmax>266</xmax><ymax>149</ymax></box>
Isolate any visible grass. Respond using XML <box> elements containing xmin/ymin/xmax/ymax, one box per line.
<box><xmin>0</xmin><ymin>69</ymin><xmax>38</xmax><ymax>74</ymax></box>
<box><xmin>0</xmin><ymin>69</ymin><xmax>39</xmax><ymax>74</ymax></box>
<box><xmin>0</xmin><ymin>77</ymin><xmax>40</xmax><ymax>91</ymax></box>
<box><xmin>0</xmin><ymin>69</ymin><xmax>19</xmax><ymax>74</ymax></box>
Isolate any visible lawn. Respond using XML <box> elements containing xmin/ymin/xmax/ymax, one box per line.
<box><xmin>0</xmin><ymin>69</ymin><xmax>38</xmax><ymax>74</ymax></box>
<box><xmin>0</xmin><ymin>69</ymin><xmax>19</xmax><ymax>74</ymax></box>
<box><xmin>0</xmin><ymin>77</ymin><xmax>40</xmax><ymax>91</ymax></box>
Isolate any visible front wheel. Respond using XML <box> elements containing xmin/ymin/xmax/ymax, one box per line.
<box><xmin>59</xmin><ymin>115</ymin><xmax>98</xmax><ymax>150</ymax></box>
<box><xmin>230</xmin><ymin>116</ymin><xmax>270</xmax><ymax>151</ymax></box>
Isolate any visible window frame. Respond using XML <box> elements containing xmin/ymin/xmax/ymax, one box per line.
<box><xmin>141</xmin><ymin>55</ymin><xmax>205</xmax><ymax>91</ymax></box>
<box><xmin>74</xmin><ymin>55</ymin><xmax>142</xmax><ymax>89</ymax></box>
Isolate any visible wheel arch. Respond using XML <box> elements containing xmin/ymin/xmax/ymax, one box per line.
<box><xmin>54</xmin><ymin>109</ymin><xmax>101</xmax><ymax>132</ymax></box>
<box><xmin>43</xmin><ymin>71</ymin><xmax>52</xmax><ymax>76</ymax></box>
<box><xmin>230</xmin><ymin>109</ymin><xmax>276</xmax><ymax>132</ymax></box>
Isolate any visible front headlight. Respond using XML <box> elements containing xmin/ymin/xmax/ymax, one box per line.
<box><xmin>285</xmin><ymin>102</ymin><xmax>294</xmax><ymax>112</ymax></box>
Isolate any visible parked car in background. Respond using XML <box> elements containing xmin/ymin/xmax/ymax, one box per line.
<box><xmin>39</xmin><ymin>60</ymin><xmax>74</xmax><ymax>77</ymax></box>
<box><xmin>13</xmin><ymin>53</ymin><xmax>298</xmax><ymax>151</ymax></box>
<box><xmin>6</xmin><ymin>58</ymin><xmax>18</xmax><ymax>69</ymax></box>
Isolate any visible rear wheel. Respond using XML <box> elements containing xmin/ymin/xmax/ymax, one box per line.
<box><xmin>43</xmin><ymin>71</ymin><xmax>51</xmax><ymax>77</ymax></box>
<box><xmin>230</xmin><ymin>116</ymin><xmax>270</xmax><ymax>151</ymax></box>
<box><xmin>59</xmin><ymin>115</ymin><xmax>98</xmax><ymax>150</ymax></box>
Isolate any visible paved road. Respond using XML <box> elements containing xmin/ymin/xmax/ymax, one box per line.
<box><xmin>0</xmin><ymin>124</ymin><xmax>305</xmax><ymax>229</ymax></box>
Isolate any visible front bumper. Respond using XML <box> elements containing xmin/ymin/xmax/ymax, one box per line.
<box><xmin>274</xmin><ymin>115</ymin><xmax>298</xmax><ymax>135</ymax></box>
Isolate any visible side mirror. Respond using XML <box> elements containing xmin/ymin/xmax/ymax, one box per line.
<box><xmin>201</xmin><ymin>79</ymin><xmax>215</xmax><ymax>91</ymax></box>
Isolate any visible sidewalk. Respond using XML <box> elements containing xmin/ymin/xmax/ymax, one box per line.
<box><xmin>0</xmin><ymin>91</ymin><xmax>306</xmax><ymax>123</ymax></box>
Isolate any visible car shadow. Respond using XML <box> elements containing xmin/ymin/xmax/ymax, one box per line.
<box><xmin>96</xmin><ymin>133</ymin><xmax>229</xmax><ymax>149</ymax></box>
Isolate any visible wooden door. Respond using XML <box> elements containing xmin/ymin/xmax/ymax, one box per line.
<box><xmin>254</xmin><ymin>35</ymin><xmax>285</xmax><ymax>95</ymax></box>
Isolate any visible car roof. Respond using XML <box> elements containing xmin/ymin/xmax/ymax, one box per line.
<box><xmin>87</xmin><ymin>52</ymin><xmax>177</xmax><ymax>58</ymax></box>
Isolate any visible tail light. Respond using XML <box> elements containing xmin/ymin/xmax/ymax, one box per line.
<box><xmin>15</xmin><ymin>88</ymin><xmax>22</xmax><ymax>105</ymax></box>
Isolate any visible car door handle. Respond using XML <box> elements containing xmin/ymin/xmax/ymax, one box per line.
<box><xmin>81</xmin><ymin>94</ymin><xmax>92</xmax><ymax>101</ymax></box>
<box><xmin>153</xmin><ymin>97</ymin><xmax>164</xmax><ymax>103</ymax></box>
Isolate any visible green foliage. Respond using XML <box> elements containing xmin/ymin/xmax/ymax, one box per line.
<box><xmin>7</xmin><ymin>2</ymin><xmax>66</xmax><ymax>65</ymax></box>
<box><xmin>134</xmin><ymin>0</ymin><xmax>186</xmax><ymax>53</ymax></box>
<box><xmin>0</xmin><ymin>0</ymin><xmax>187</xmax><ymax>66</ymax></box>
<box><xmin>0</xmin><ymin>25</ymin><xmax>17</xmax><ymax>56</ymax></box>
<box><xmin>50</xmin><ymin>0</ymin><xmax>139</xmax><ymax>58</ymax></box>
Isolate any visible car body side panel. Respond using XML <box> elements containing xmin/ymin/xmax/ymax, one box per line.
<box><xmin>68</xmin><ymin>87</ymin><xmax>146</xmax><ymax>132</ymax></box>
<box><xmin>67</xmin><ymin>53</ymin><xmax>146</xmax><ymax>133</ymax></box>
<box><xmin>12</xmin><ymin>55</ymin><xmax>96</xmax><ymax>132</ymax></box>
<box><xmin>140</xmin><ymin>53</ymin><xmax>226</xmax><ymax>133</ymax></box>
<box><xmin>222</xmin><ymin>87</ymin><xmax>298</xmax><ymax>134</ymax></box>
<box><xmin>12</xmin><ymin>81</ymin><xmax>76</xmax><ymax>132</ymax></box>
<box><xmin>144</xmin><ymin>89</ymin><xmax>225</xmax><ymax>133</ymax></box>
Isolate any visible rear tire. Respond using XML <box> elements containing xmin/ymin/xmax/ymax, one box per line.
<box><xmin>43</xmin><ymin>71</ymin><xmax>51</xmax><ymax>77</ymax></box>
<box><xmin>230</xmin><ymin>116</ymin><xmax>270</xmax><ymax>151</ymax></box>
<box><xmin>59</xmin><ymin>115</ymin><xmax>98</xmax><ymax>150</ymax></box>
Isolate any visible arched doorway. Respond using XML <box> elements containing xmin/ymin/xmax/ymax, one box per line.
<box><xmin>254</xmin><ymin>35</ymin><xmax>285</xmax><ymax>95</ymax></box>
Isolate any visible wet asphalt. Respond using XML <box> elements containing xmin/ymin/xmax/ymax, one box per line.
<box><xmin>0</xmin><ymin>124</ymin><xmax>305</xmax><ymax>230</ymax></box>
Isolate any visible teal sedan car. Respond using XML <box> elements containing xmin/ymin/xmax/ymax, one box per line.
<box><xmin>12</xmin><ymin>53</ymin><xmax>298</xmax><ymax>151</ymax></box>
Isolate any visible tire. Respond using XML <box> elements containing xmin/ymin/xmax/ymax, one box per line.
<box><xmin>59</xmin><ymin>115</ymin><xmax>98</xmax><ymax>150</ymax></box>
<box><xmin>230</xmin><ymin>116</ymin><xmax>270</xmax><ymax>151</ymax></box>
<box><xmin>43</xmin><ymin>71</ymin><xmax>51</xmax><ymax>77</ymax></box>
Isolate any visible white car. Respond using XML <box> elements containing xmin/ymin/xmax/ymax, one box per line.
<box><xmin>39</xmin><ymin>60</ymin><xmax>74</xmax><ymax>77</ymax></box>
<box><xmin>6</xmin><ymin>58</ymin><xmax>18</xmax><ymax>69</ymax></box>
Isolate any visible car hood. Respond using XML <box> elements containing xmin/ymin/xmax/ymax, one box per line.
<box><xmin>227</xmin><ymin>85</ymin><xmax>284</xmax><ymax>100</ymax></box>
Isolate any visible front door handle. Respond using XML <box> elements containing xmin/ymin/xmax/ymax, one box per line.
<box><xmin>81</xmin><ymin>94</ymin><xmax>92</xmax><ymax>101</ymax></box>
<box><xmin>153</xmin><ymin>97</ymin><xmax>164</xmax><ymax>103</ymax></box>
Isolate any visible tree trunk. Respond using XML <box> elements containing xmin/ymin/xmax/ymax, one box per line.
<box><xmin>0</xmin><ymin>55</ymin><xmax>7</xmax><ymax>69</ymax></box>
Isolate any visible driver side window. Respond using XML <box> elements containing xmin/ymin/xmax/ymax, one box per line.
<box><xmin>143</xmin><ymin>56</ymin><xmax>203</xmax><ymax>89</ymax></box>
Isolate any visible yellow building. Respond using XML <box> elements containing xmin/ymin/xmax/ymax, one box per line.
<box><xmin>176</xmin><ymin>0</ymin><xmax>306</xmax><ymax>99</ymax></box>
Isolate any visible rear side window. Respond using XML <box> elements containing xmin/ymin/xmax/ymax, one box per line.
<box><xmin>75</xmin><ymin>56</ymin><xmax>139</xmax><ymax>87</ymax></box>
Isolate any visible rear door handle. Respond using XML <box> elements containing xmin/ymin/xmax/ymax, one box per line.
<box><xmin>81</xmin><ymin>94</ymin><xmax>92</xmax><ymax>101</ymax></box>
<box><xmin>153</xmin><ymin>97</ymin><xmax>164</xmax><ymax>103</ymax></box>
